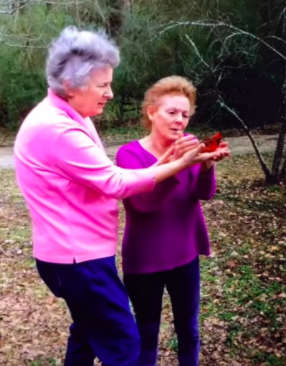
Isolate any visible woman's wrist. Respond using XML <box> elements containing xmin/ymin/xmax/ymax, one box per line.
<box><xmin>151</xmin><ymin>158</ymin><xmax>186</xmax><ymax>184</ymax></box>
<box><xmin>200</xmin><ymin>161</ymin><xmax>214</xmax><ymax>173</ymax></box>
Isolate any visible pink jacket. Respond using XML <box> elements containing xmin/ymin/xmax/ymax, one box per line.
<box><xmin>14</xmin><ymin>89</ymin><xmax>155</xmax><ymax>263</ymax></box>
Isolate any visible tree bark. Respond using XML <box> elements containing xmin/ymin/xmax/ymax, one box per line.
<box><xmin>107</xmin><ymin>0</ymin><xmax>131</xmax><ymax>38</ymax></box>
<box><xmin>272</xmin><ymin>66</ymin><xmax>286</xmax><ymax>178</ymax></box>
<box><xmin>218</xmin><ymin>97</ymin><xmax>277</xmax><ymax>183</ymax></box>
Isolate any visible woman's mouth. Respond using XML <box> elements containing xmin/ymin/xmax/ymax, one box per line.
<box><xmin>170</xmin><ymin>128</ymin><xmax>181</xmax><ymax>133</ymax></box>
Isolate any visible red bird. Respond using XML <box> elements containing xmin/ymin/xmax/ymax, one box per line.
<box><xmin>200</xmin><ymin>132</ymin><xmax>222</xmax><ymax>153</ymax></box>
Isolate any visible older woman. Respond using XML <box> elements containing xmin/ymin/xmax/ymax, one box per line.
<box><xmin>13</xmin><ymin>28</ymin><xmax>219</xmax><ymax>366</ymax></box>
<box><xmin>116</xmin><ymin>76</ymin><xmax>230</xmax><ymax>366</ymax></box>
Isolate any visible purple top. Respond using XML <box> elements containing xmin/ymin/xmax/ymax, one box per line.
<box><xmin>116</xmin><ymin>140</ymin><xmax>216</xmax><ymax>274</ymax></box>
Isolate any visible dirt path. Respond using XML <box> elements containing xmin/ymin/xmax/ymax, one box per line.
<box><xmin>0</xmin><ymin>134</ymin><xmax>278</xmax><ymax>169</ymax></box>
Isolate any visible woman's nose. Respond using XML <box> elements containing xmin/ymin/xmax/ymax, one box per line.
<box><xmin>104</xmin><ymin>86</ymin><xmax>113</xmax><ymax>99</ymax></box>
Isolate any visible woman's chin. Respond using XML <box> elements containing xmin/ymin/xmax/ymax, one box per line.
<box><xmin>167</xmin><ymin>133</ymin><xmax>180</xmax><ymax>142</ymax></box>
<box><xmin>92</xmin><ymin>107</ymin><xmax>104</xmax><ymax>116</ymax></box>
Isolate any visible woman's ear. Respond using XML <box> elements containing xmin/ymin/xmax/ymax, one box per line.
<box><xmin>147</xmin><ymin>104</ymin><xmax>156</xmax><ymax>122</ymax></box>
<box><xmin>63</xmin><ymin>80</ymin><xmax>74</xmax><ymax>98</ymax></box>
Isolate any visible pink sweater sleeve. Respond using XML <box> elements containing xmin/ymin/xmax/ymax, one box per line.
<box><xmin>52</xmin><ymin>127</ymin><xmax>156</xmax><ymax>199</ymax></box>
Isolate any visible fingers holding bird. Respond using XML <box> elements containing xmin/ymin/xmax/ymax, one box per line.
<box><xmin>173</xmin><ymin>134</ymin><xmax>199</xmax><ymax>159</ymax></box>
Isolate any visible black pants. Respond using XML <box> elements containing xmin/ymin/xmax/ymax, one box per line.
<box><xmin>123</xmin><ymin>256</ymin><xmax>200</xmax><ymax>366</ymax></box>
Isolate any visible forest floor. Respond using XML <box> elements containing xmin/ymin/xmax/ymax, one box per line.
<box><xmin>0</xmin><ymin>129</ymin><xmax>286</xmax><ymax>366</ymax></box>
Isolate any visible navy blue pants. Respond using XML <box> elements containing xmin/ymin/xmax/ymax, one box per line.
<box><xmin>123</xmin><ymin>257</ymin><xmax>200</xmax><ymax>366</ymax></box>
<box><xmin>36</xmin><ymin>256</ymin><xmax>140</xmax><ymax>366</ymax></box>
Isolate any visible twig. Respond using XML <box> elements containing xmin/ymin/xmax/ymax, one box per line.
<box><xmin>0</xmin><ymin>0</ymin><xmax>30</xmax><ymax>15</ymax></box>
<box><xmin>182</xmin><ymin>34</ymin><xmax>273</xmax><ymax>181</ymax></box>
<box><xmin>185</xmin><ymin>34</ymin><xmax>214</xmax><ymax>73</ymax></box>
<box><xmin>218</xmin><ymin>96</ymin><xmax>272</xmax><ymax>179</ymax></box>
<box><xmin>156</xmin><ymin>20</ymin><xmax>286</xmax><ymax>62</ymax></box>
<box><xmin>0</xmin><ymin>0</ymin><xmax>90</xmax><ymax>14</ymax></box>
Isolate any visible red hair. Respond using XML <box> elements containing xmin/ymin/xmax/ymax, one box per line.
<box><xmin>142</xmin><ymin>76</ymin><xmax>197</xmax><ymax>129</ymax></box>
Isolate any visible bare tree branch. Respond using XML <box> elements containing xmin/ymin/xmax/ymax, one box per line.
<box><xmin>156</xmin><ymin>20</ymin><xmax>286</xmax><ymax>62</ymax></box>
<box><xmin>185</xmin><ymin>35</ymin><xmax>214</xmax><ymax>72</ymax></box>
<box><xmin>0</xmin><ymin>0</ymin><xmax>90</xmax><ymax>14</ymax></box>
<box><xmin>0</xmin><ymin>0</ymin><xmax>91</xmax><ymax>47</ymax></box>
<box><xmin>0</xmin><ymin>24</ymin><xmax>46</xmax><ymax>48</ymax></box>
<box><xmin>183</xmin><ymin>34</ymin><xmax>274</xmax><ymax>181</ymax></box>
<box><xmin>0</xmin><ymin>38</ymin><xmax>47</xmax><ymax>48</ymax></box>
<box><xmin>218</xmin><ymin>96</ymin><xmax>272</xmax><ymax>180</ymax></box>
<box><xmin>0</xmin><ymin>0</ymin><xmax>30</xmax><ymax>15</ymax></box>
<box><xmin>265</xmin><ymin>35</ymin><xmax>286</xmax><ymax>46</ymax></box>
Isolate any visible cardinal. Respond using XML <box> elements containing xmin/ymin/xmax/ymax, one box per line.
<box><xmin>200</xmin><ymin>132</ymin><xmax>222</xmax><ymax>152</ymax></box>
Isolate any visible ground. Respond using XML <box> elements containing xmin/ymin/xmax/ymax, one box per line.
<box><xmin>0</xmin><ymin>135</ymin><xmax>286</xmax><ymax>366</ymax></box>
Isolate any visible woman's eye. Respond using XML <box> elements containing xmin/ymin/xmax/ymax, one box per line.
<box><xmin>168</xmin><ymin>111</ymin><xmax>175</xmax><ymax>115</ymax></box>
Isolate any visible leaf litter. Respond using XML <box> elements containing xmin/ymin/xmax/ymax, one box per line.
<box><xmin>0</xmin><ymin>153</ymin><xmax>286</xmax><ymax>365</ymax></box>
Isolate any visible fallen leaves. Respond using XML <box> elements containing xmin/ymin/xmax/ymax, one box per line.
<box><xmin>1</xmin><ymin>153</ymin><xmax>286</xmax><ymax>365</ymax></box>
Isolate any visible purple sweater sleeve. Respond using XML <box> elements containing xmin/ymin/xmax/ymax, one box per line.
<box><xmin>193</xmin><ymin>166</ymin><xmax>216</xmax><ymax>200</ymax></box>
<box><xmin>116</xmin><ymin>144</ymin><xmax>179</xmax><ymax>212</ymax></box>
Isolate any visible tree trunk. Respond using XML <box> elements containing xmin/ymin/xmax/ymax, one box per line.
<box><xmin>272</xmin><ymin>66</ymin><xmax>286</xmax><ymax>177</ymax></box>
<box><xmin>107</xmin><ymin>0</ymin><xmax>131</xmax><ymax>38</ymax></box>
<box><xmin>218</xmin><ymin>97</ymin><xmax>276</xmax><ymax>183</ymax></box>
<box><xmin>272</xmin><ymin>122</ymin><xmax>286</xmax><ymax>176</ymax></box>
<box><xmin>279</xmin><ymin>155</ymin><xmax>286</xmax><ymax>183</ymax></box>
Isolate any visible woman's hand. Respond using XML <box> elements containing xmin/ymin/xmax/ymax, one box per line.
<box><xmin>200</xmin><ymin>141</ymin><xmax>230</xmax><ymax>172</ymax></box>
<box><xmin>180</xmin><ymin>143</ymin><xmax>216</xmax><ymax>167</ymax></box>
<box><xmin>172</xmin><ymin>133</ymin><xmax>198</xmax><ymax>161</ymax></box>
<box><xmin>154</xmin><ymin>134</ymin><xmax>230</xmax><ymax>169</ymax></box>
<box><xmin>154</xmin><ymin>145</ymin><xmax>175</xmax><ymax>166</ymax></box>
<box><xmin>155</xmin><ymin>133</ymin><xmax>198</xmax><ymax>166</ymax></box>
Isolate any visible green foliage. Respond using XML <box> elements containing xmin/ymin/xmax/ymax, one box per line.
<box><xmin>0</xmin><ymin>3</ymin><xmax>74</xmax><ymax>129</ymax></box>
<box><xmin>0</xmin><ymin>0</ymin><xmax>285</xmax><ymax>135</ymax></box>
<box><xmin>0</xmin><ymin>47</ymin><xmax>45</xmax><ymax>129</ymax></box>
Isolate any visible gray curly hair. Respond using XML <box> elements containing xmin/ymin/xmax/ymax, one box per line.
<box><xmin>46</xmin><ymin>26</ymin><xmax>120</xmax><ymax>97</ymax></box>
